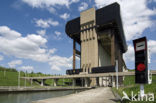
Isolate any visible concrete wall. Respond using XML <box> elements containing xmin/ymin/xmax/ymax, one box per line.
<box><xmin>98</xmin><ymin>43</ymin><xmax>111</xmax><ymax>67</ymax></box>
<box><xmin>80</xmin><ymin>8</ymin><xmax>98</xmax><ymax>73</ymax></box>
<box><xmin>79</xmin><ymin>8</ymin><xmax>125</xmax><ymax>87</ymax></box>
<box><xmin>80</xmin><ymin>8</ymin><xmax>98</xmax><ymax>86</ymax></box>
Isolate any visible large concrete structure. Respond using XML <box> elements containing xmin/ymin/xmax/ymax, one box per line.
<box><xmin>65</xmin><ymin>3</ymin><xmax>127</xmax><ymax>87</ymax></box>
<box><xmin>21</xmin><ymin>71</ymin><xmax>156</xmax><ymax>87</ymax></box>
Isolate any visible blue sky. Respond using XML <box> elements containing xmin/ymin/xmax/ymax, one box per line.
<box><xmin>0</xmin><ymin>0</ymin><xmax>156</xmax><ymax>74</ymax></box>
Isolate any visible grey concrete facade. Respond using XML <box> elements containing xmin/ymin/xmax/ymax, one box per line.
<box><xmin>80</xmin><ymin>8</ymin><xmax>98</xmax><ymax>86</ymax></box>
<box><xmin>79</xmin><ymin>8</ymin><xmax>124</xmax><ymax>87</ymax></box>
<box><xmin>80</xmin><ymin>8</ymin><xmax>98</xmax><ymax>73</ymax></box>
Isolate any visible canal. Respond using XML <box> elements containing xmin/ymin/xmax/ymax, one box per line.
<box><xmin>0</xmin><ymin>90</ymin><xmax>81</xmax><ymax>103</ymax></box>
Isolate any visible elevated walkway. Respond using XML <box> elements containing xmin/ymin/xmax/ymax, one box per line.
<box><xmin>21</xmin><ymin>71</ymin><xmax>156</xmax><ymax>80</ymax></box>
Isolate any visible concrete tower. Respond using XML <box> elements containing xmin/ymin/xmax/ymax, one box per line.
<box><xmin>65</xmin><ymin>3</ymin><xmax>127</xmax><ymax>87</ymax></box>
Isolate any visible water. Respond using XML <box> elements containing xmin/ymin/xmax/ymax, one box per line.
<box><xmin>0</xmin><ymin>90</ymin><xmax>80</xmax><ymax>103</ymax></box>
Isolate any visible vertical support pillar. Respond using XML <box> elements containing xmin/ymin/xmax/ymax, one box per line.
<box><xmin>41</xmin><ymin>79</ymin><xmax>44</xmax><ymax>86</ymax></box>
<box><xmin>31</xmin><ymin>79</ymin><xmax>33</xmax><ymax>86</ymax></box>
<box><xmin>111</xmin><ymin>76</ymin><xmax>114</xmax><ymax>87</ymax></box>
<box><xmin>72</xmin><ymin>78</ymin><xmax>76</xmax><ymax>86</ymax></box>
<box><xmin>100</xmin><ymin>77</ymin><xmax>104</xmax><ymax>87</ymax></box>
<box><xmin>111</xmin><ymin>34</ymin><xmax>115</xmax><ymax>65</ymax></box>
<box><xmin>102</xmin><ymin>77</ymin><xmax>104</xmax><ymax>87</ymax></box>
<box><xmin>54</xmin><ymin>79</ymin><xmax>58</xmax><ymax>87</ymax></box>
<box><xmin>140</xmin><ymin>84</ymin><xmax>144</xmax><ymax>98</ymax></box>
<box><xmin>81</xmin><ymin>78</ymin><xmax>84</xmax><ymax>87</ymax></box>
<box><xmin>96</xmin><ymin>77</ymin><xmax>99</xmax><ymax>87</ymax></box>
<box><xmin>73</xmin><ymin>40</ymin><xmax>76</xmax><ymax>71</ymax></box>
<box><xmin>84</xmin><ymin>78</ymin><xmax>89</xmax><ymax>87</ymax></box>
<box><xmin>106</xmin><ymin>77</ymin><xmax>108</xmax><ymax>87</ymax></box>
<box><xmin>109</xmin><ymin>76</ymin><xmax>111</xmax><ymax>86</ymax></box>
<box><xmin>116</xmin><ymin>60</ymin><xmax>119</xmax><ymax>89</ymax></box>
<box><xmin>99</xmin><ymin>77</ymin><xmax>102</xmax><ymax>87</ymax></box>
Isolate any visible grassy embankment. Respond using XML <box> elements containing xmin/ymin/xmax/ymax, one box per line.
<box><xmin>0</xmin><ymin>66</ymin><xmax>72</xmax><ymax>87</ymax></box>
<box><xmin>113</xmin><ymin>71</ymin><xmax>156</xmax><ymax>103</ymax></box>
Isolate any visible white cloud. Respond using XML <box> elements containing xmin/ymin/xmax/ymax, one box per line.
<box><xmin>124</xmin><ymin>40</ymin><xmax>156</xmax><ymax>63</ymax></box>
<box><xmin>22</xmin><ymin>0</ymin><xmax>79</xmax><ymax>14</ymax></box>
<box><xmin>0</xmin><ymin>26</ymin><xmax>21</xmax><ymax>39</ymax></box>
<box><xmin>0</xmin><ymin>25</ymin><xmax>74</xmax><ymax>71</ymax></box>
<box><xmin>49</xmin><ymin>55</ymin><xmax>80</xmax><ymax>71</ymax></box>
<box><xmin>54</xmin><ymin>31</ymin><xmax>62</xmax><ymax>40</ymax></box>
<box><xmin>20</xmin><ymin>66</ymin><xmax>34</xmax><ymax>72</ymax></box>
<box><xmin>94</xmin><ymin>0</ymin><xmax>156</xmax><ymax>41</ymax></box>
<box><xmin>148</xmin><ymin>40</ymin><xmax>156</xmax><ymax>55</ymax></box>
<box><xmin>55</xmin><ymin>31</ymin><xmax>61</xmax><ymax>36</ymax></box>
<box><xmin>48</xmin><ymin>7</ymin><xmax>56</xmax><ymax>14</ymax></box>
<box><xmin>0</xmin><ymin>55</ymin><xmax>3</xmax><ymax>61</ymax></box>
<box><xmin>60</xmin><ymin>13</ymin><xmax>70</xmax><ymax>20</ymax></box>
<box><xmin>34</xmin><ymin>18</ymin><xmax>59</xmax><ymax>28</ymax></box>
<box><xmin>0</xmin><ymin>26</ymin><xmax>49</xmax><ymax>62</ymax></box>
<box><xmin>123</xmin><ymin>45</ymin><xmax>134</xmax><ymax>62</ymax></box>
<box><xmin>49</xmin><ymin>55</ymin><xmax>72</xmax><ymax>71</ymax></box>
<box><xmin>8</xmin><ymin>60</ymin><xmax>22</xmax><ymax>68</ymax></box>
<box><xmin>22</xmin><ymin>0</ymin><xmax>79</xmax><ymax>8</ymax></box>
<box><xmin>78</xmin><ymin>2</ymin><xmax>88</xmax><ymax>12</ymax></box>
<box><xmin>36</xmin><ymin>29</ymin><xmax>46</xmax><ymax>36</ymax></box>
<box><xmin>48</xmin><ymin>48</ymin><xmax>57</xmax><ymax>55</ymax></box>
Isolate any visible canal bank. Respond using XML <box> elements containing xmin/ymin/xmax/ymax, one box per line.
<box><xmin>32</xmin><ymin>87</ymin><xmax>117</xmax><ymax>103</ymax></box>
<box><xmin>0</xmin><ymin>86</ymin><xmax>91</xmax><ymax>93</ymax></box>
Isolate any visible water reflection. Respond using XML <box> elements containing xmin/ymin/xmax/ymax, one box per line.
<box><xmin>0</xmin><ymin>90</ymin><xmax>79</xmax><ymax>103</ymax></box>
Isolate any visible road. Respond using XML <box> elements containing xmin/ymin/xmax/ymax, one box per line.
<box><xmin>32</xmin><ymin>87</ymin><xmax>117</xmax><ymax>103</ymax></box>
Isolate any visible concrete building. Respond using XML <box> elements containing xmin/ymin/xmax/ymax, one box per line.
<box><xmin>65</xmin><ymin>3</ymin><xmax>127</xmax><ymax>87</ymax></box>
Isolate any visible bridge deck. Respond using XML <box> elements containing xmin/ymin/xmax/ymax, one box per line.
<box><xmin>21</xmin><ymin>70</ymin><xmax>156</xmax><ymax>80</ymax></box>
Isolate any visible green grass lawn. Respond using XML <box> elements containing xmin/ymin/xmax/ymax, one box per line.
<box><xmin>113</xmin><ymin>75</ymin><xmax>156</xmax><ymax>103</ymax></box>
<box><xmin>0</xmin><ymin>71</ymin><xmax>72</xmax><ymax>87</ymax></box>
<box><xmin>0</xmin><ymin>71</ymin><xmax>39</xmax><ymax>86</ymax></box>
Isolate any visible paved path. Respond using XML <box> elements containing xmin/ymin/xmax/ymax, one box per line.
<box><xmin>32</xmin><ymin>87</ymin><xmax>117</xmax><ymax>103</ymax></box>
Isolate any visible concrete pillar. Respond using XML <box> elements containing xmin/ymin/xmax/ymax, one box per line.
<box><xmin>72</xmin><ymin>78</ymin><xmax>76</xmax><ymax>86</ymax></box>
<box><xmin>41</xmin><ymin>79</ymin><xmax>44</xmax><ymax>86</ymax></box>
<box><xmin>99</xmin><ymin>77</ymin><xmax>104</xmax><ymax>87</ymax></box>
<box><xmin>54</xmin><ymin>79</ymin><xmax>58</xmax><ymax>87</ymax></box>
<box><xmin>31</xmin><ymin>79</ymin><xmax>33</xmax><ymax>86</ymax></box>
<box><xmin>84</xmin><ymin>78</ymin><xmax>89</xmax><ymax>87</ymax></box>
<box><xmin>80</xmin><ymin>8</ymin><xmax>98</xmax><ymax>87</ymax></box>
<box><xmin>99</xmin><ymin>77</ymin><xmax>102</xmax><ymax>87</ymax></box>
<box><xmin>112</xmin><ymin>76</ymin><xmax>115</xmax><ymax>87</ymax></box>
<box><xmin>108</xmin><ymin>76</ymin><xmax>111</xmax><ymax>87</ymax></box>
<box><xmin>96</xmin><ymin>77</ymin><xmax>99</xmax><ymax>87</ymax></box>
<box><xmin>101</xmin><ymin>77</ymin><xmax>103</xmax><ymax>87</ymax></box>
<box><xmin>81</xmin><ymin>78</ymin><xmax>84</xmax><ymax>87</ymax></box>
<box><xmin>106</xmin><ymin>77</ymin><xmax>108</xmax><ymax>87</ymax></box>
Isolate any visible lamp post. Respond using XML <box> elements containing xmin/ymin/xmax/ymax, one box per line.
<box><xmin>116</xmin><ymin>60</ymin><xmax>118</xmax><ymax>90</ymax></box>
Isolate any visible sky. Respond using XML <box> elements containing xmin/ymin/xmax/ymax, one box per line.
<box><xmin>0</xmin><ymin>0</ymin><xmax>156</xmax><ymax>74</ymax></box>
